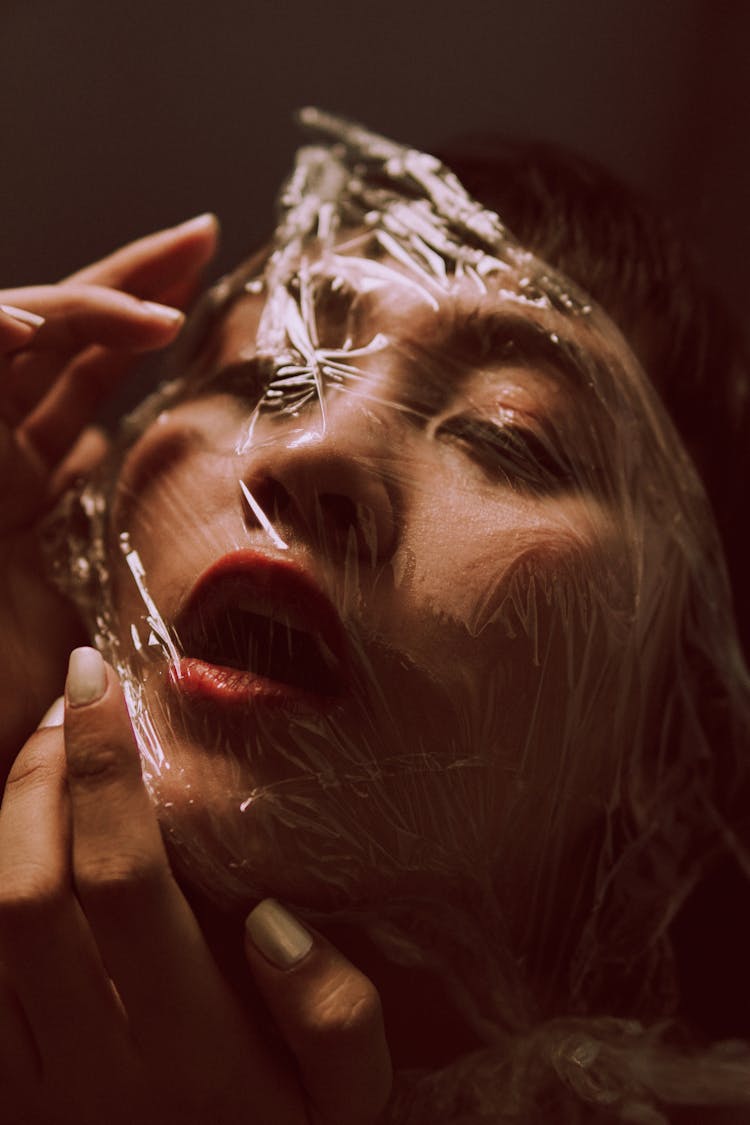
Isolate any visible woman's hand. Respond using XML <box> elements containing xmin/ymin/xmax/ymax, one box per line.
<box><xmin>0</xmin><ymin>215</ymin><xmax>218</xmax><ymax>772</ymax></box>
<box><xmin>0</xmin><ymin>650</ymin><xmax>392</xmax><ymax>1125</ymax></box>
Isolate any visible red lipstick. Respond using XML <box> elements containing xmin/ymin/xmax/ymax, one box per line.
<box><xmin>170</xmin><ymin>549</ymin><xmax>348</xmax><ymax>712</ymax></box>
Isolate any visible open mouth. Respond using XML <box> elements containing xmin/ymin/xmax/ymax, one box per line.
<box><xmin>170</xmin><ymin>550</ymin><xmax>349</xmax><ymax>711</ymax></box>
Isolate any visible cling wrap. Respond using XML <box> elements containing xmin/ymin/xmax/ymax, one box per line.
<box><xmin>46</xmin><ymin>111</ymin><xmax>750</xmax><ymax>1121</ymax></box>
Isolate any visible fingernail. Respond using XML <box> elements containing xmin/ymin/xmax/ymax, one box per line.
<box><xmin>0</xmin><ymin>304</ymin><xmax>46</xmax><ymax>329</ymax></box>
<box><xmin>140</xmin><ymin>301</ymin><xmax>185</xmax><ymax>325</ymax></box>
<box><xmin>66</xmin><ymin>647</ymin><xmax>107</xmax><ymax>707</ymax></box>
<box><xmin>38</xmin><ymin>696</ymin><xmax>65</xmax><ymax>729</ymax></box>
<box><xmin>176</xmin><ymin>212</ymin><xmax>219</xmax><ymax>235</ymax></box>
<box><xmin>246</xmin><ymin>899</ymin><xmax>313</xmax><ymax>968</ymax></box>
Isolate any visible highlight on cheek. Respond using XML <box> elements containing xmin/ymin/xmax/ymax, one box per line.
<box><xmin>40</xmin><ymin>111</ymin><xmax>750</xmax><ymax>1122</ymax></box>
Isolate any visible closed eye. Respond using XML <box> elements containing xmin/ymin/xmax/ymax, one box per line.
<box><xmin>195</xmin><ymin>358</ymin><xmax>269</xmax><ymax>407</ymax></box>
<box><xmin>436</xmin><ymin>416</ymin><xmax>579</xmax><ymax>494</ymax></box>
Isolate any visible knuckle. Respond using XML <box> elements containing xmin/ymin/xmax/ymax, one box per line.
<box><xmin>74</xmin><ymin>851</ymin><xmax>166</xmax><ymax>904</ymax></box>
<box><xmin>303</xmin><ymin>971</ymin><xmax>382</xmax><ymax>1042</ymax></box>
<box><xmin>0</xmin><ymin>867</ymin><xmax>66</xmax><ymax>930</ymax></box>
<box><xmin>66</xmin><ymin>738</ymin><xmax>130</xmax><ymax>786</ymax></box>
<box><xmin>3</xmin><ymin>732</ymin><xmax>62</xmax><ymax>795</ymax></box>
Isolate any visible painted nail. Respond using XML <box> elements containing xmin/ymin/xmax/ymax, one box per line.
<box><xmin>38</xmin><ymin>696</ymin><xmax>65</xmax><ymax>729</ymax></box>
<box><xmin>140</xmin><ymin>301</ymin><xmax>185</xmax><ymax>324</ymax></box>
<box><xmin>0</xmin><ymin>304</ymin><xmax>46</xmax><ymax>329</ymax></box>
<box><xmin>176</xmin><ymin>212</ymin><xmax>218</xmax><ymax>235</ymax></box>
<box><xmin>246</xmin><ymin>899</ymin><xmax>314</xmax><ymax>968</ymax></box>
<box><xmin>66</xmin><ymin>647</ymin><xmax>106</xmax><ymax>707</ymax></box>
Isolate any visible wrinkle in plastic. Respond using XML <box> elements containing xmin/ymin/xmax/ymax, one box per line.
<box><xmin>47</xmin><ymin>110</ymin><xmax>750</xmax><ymax>1121</ymax></box>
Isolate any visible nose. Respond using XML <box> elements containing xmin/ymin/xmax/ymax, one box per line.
<box><xmin>240</xmin><ymin>396</ymin><xmax>399</xmax><ymax>564</ymax></box>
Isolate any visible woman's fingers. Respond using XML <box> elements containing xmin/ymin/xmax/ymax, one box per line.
<box><xmin>0</xmin><ymin>214</ymin><xmax>216</xmax><ymax>453</ymax></box>
<box><xmin>50</xmin><ymin>425</ymin><xmax>111</xmax><ymax>498</ymax></box>
<box><xmin>0</xmin><ymin>292</ymin><xmax>184</xmax><ymax>440</ymax></box>
<box><xmin>245</xmin><ymin>900</ymin><xmax>393</xmax><ymax>1125</ymax></box>
<box><xmin>0</xmin><ymin>306</ymin><xmax>45</xmax><ymax>353</ymax></box>
<box><xmin>0</xmin><ymin>210</ymin><xmax>217</xmax><ymax>405</ymax></box>
<box><xmin>19</xmin><ymin>345</ymin><xmax>131</xmax><ymax>469</ymax></box>
<box><xmin>61</xmin><ymin>650</ymin><xmax>296</xmax><ymax>1103</ymax></box>
<box><xmin>0</xmin><ymin>712</ymin><xmax>128</xmax><ymax>1074</ymax></box>
<box><xmin>152</xmin><ymin>266</ymin><xmax>209</xmax><ymax>315</ymax></box>
<box><xmin>2</xmin><ymin>653</ymin><xmax>389</xmax><ymax>1123</ymax></box>
<box><xmin>0</xmin><ymin>284</ymin><xmax>184</xmax><ymax>353</ymax></box>
<box><xmin>66</xmin><ymin>213</ymin><xmax>219</xmax><ymax>298</ymax></box>
<box><xmin>62</xmin><ymin>647</ymin><xmax>185</xmax><ymax>1014</ymax></box>
<box><xmin>0</xmin><ymin>217</ymin><xmax>217</xmax><ymax>482</ymax></box>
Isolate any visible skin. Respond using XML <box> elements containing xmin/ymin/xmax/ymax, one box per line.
<box><xmin>0</xmin><ymin>215</ymin><xmax>219</xmax><ymax>770</ymax></box>
<box><xmin>0</xmin><ymin>651</ymin><xmax>390</xmax><ymax>1124</ymax></box>
<box><xmin>110</xmin><ymin>255</ymin><xmax>634</xmax><ymax>936</ymax></box>
<box><xmin>0</xmin><ymin>226</ymin><xmax>392</xmax><ymax>1122</ymax></box>
<box><xmin>0</xmin><ymin>230</ymin><xmax>742</xmax><ymax>1122</ymax></box>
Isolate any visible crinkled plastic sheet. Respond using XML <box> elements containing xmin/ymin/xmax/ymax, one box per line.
<box><xmin>46</xmin><ymin>110</ymin><xmax>750</xmax><ymax>1121</ymax></box>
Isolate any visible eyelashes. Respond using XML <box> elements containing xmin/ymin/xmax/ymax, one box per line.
<box><xmin>198</xmin><ymin>358</ymin><xmax>268</xmax><ymax>407</ymax></box>
<box><xmin>435</xmin><ymin>415</ymin><xmax>578</xmax><ymax>494</ymax></box>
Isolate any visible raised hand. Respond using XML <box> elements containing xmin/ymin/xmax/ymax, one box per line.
<box><xmin>0</xmin><ymin>215</ymin><xmax>218</xmax><ymax>775</ymax></box>
<box><xmin>0</xmin><ymin>650</ymin><xmax>392</xmax><ymax>1125</ymax></box>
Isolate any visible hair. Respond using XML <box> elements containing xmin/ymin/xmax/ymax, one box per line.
<box><xmin>434</xmin><ymin>137</ymin><xmax>750</xmax><ymax>662</ymax></box>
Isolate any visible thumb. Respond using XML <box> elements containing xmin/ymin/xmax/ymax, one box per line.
<box><xmin>244</xmin><ymin>899</ymin><xmax>392</xmax><ymax>1125</ymax></box>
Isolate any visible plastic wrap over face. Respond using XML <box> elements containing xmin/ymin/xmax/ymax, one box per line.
<box><xmin>48</xmin><ymin>111</ymin><xmax>750</xmax><ymax>1103</ymax></box>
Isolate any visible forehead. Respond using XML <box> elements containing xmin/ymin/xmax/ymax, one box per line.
<box><xmin>166</xmin><ymin>117</ymin><xmax>645</xmax><ymax>427</ymax></box>
<box><xmin>202</xmin><ymin>239</ymin><xmax>617</xmax><ymax>408</ymax></box>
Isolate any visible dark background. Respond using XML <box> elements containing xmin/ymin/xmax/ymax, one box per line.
<box><xmin>2</xmin><ymin>0</ymin><xmax>749</xmax><ymax>324</ymax></box>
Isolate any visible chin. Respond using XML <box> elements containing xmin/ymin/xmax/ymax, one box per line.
<box><xmin>155</xmin><ymin>783</ymin><xmax>395</xmax><ymax>914</ymax></box>
<box><xmin>142</xmin><ymin>716</ymin><xmax>496</xmax><ymax>916</ymax></box>
<box><xmin>119</xmin><ymin>636</ymin><xmax>514</xmax><ymax>918</ymax></box>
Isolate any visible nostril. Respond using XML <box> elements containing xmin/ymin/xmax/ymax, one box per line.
<box><xmin>317</xmin><ymin>492</ymin><xmax>360</xmax><ymax>549</ymax></box>
<box><xmin>315</xmin><ymin>493</ymin><xmax>383</xmax><ymax>562</ymax></box>
<box><xmin>241</xmin><ymin>457</ymin><xmax>396</xmax><ymax>562</ymax></box>
<box><xmin>319</xmin><ymin>492</ymin><xmax>358</xmax><ymax>526</ymax></box>
<box><xmin>241</xmin><ymin>475</ymin><xmax>292</xmax><ymax>529</ymax></box>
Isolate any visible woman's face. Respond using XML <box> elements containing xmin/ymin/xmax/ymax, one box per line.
<box><xmin>104</xmin><ymin>242</ymin><xmax>645</xmax><ymax>916</ymax></box>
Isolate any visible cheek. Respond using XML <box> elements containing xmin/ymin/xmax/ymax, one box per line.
<box><xmin>395</xmin><ymin>484</ymin><xmax>613</xmax><ymax>649</ymax></box>
<box><xmin>110</xmin><ymin>460</ymin><xmax>247</xmax><ymax>645</ymax></box>
<box><xmin>378</xmin><ymin>488</ymin><xmax>631</xmax><ymax>800</ymax></box>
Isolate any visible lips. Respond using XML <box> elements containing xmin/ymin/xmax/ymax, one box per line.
<box><xmin>170</xmin><ymin>549</ymin><xmax>349</xmax><ymax>711</ymax></box>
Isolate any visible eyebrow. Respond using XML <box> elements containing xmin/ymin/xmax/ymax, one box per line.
<box><xmin>444</xmin><ymin>308</ymin><xmax>598</xmax><ymax>393</ymax></box>
<box><xmin>202</xmin><ymin>299</ymin><xmax>602</xmax><ymax>410</ymax></box>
